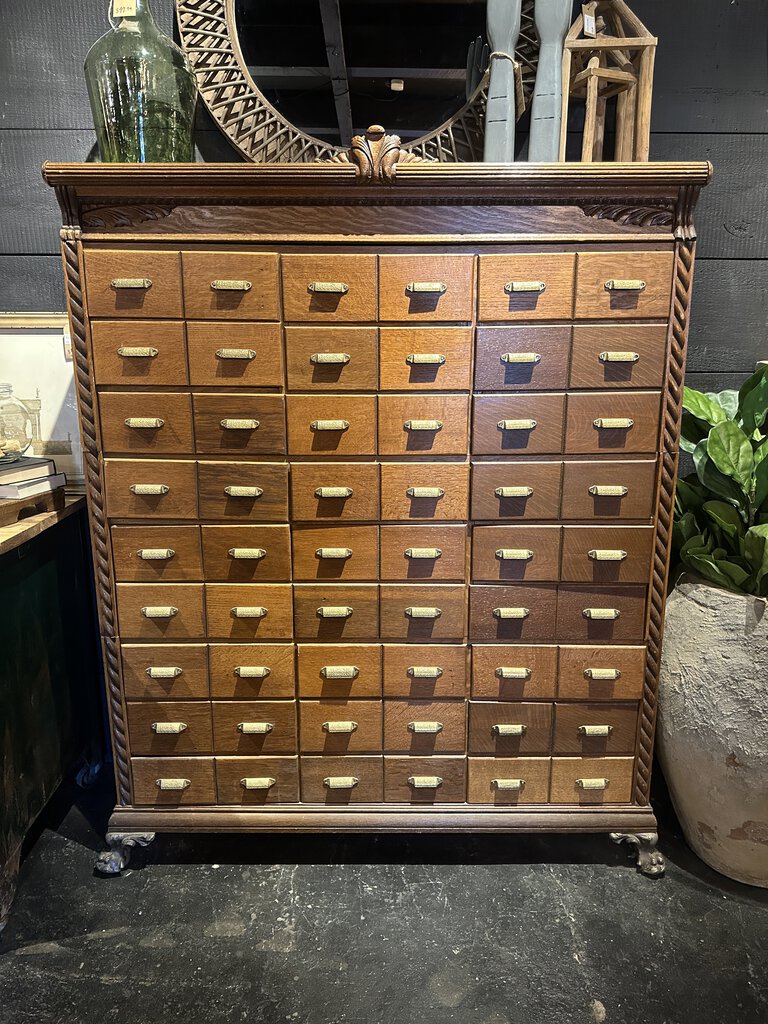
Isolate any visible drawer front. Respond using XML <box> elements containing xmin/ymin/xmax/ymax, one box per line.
<box><xmin>285</xmin><ymin>327</ymin><xmax>378</xmax><ymax>390</ymax></box>
<box><xmin>378</xmin><ymin>394</ymin><xmax>469</xmax><ymax>456</ymax></box>
<box><xmin>471</xmin><ymin>525</ymin><xmax>562</xmax><ymax>582</ymax></box>
<box><xmin>282</xmin><ymin>254</ymin><xmax>377</xmax><ymax>322</ymax></box>
<box><xmin>468</xmin><ymin>702</ymin><xmax>553</xmax><ymax>755</ymax></box>
<box><xmin>298</xmin><ymin>644</ymin><xmax>382</xmax><ymax>698</ymax></box>
<box><xmin>475</xmin><ymin>326</ymin><xmax>571</xmax><ymax>391</ymax></box>
<box><xmin>468</xmin><ymin>757</ymin><xmax>551</xmax><ymax>804</ymax></box>
<box><xmin>216</xmin><ymin>756</ymin><xmax>299</xmax><ymax>804</ymax></box>
<box><xmin>182</xmin><ymin>252</ymin><xmax>280</xmax><ymax>320</ymax></box>
<box><xmin>384</xmin><ymin>700</ymin><xmax>466</xmax><ymax>754</ymax></box>
<box><xmin>301</xmin><ymin>756</ymin><xmax>384</xmax><ymax>803</ymax></box>
<box><xmin>565</xmin><ymin>392</ymin><xmax>661</xmax><ymax>454</ymax></box>
<box><xmin>122</xmin><ymin>643</ymin><xmax>209</xmax><ymax>701</ymax></box>
<box><xmin>193</xmin><ymin>394</ymin><xmax>286</xmax><ymax>455</ymax></box>
<box><xmin>472</xmin><ymin>394</ymin><xmax>565</xmax><ymax>455</ymax></box>
<box><xmin>570</xmin><ymin>324</ymin><xmax>667</xmax><ymax>389</ymax></box>
<box><xmin>575</xmin><ymin>251</ymin><xmax>674</xmax><ymax>320</ymax></box>
<box><xmin>290</xmin><ymin>462</ymin><xmax>380</xmax><ymax>522</ymax></box>
<box><xmin>111</xmin><ymin>525</ymin><xmax>202</xmax><ymax>582</ymax></box>
<box><xmin>99</xmin><ymin>392</ymin><xmax>193</xmax><ymax>454</ymax></box>
<box><xmin>205</xmin><ymin>584</ymin><xmax>294</xmax><ymax>640</ymax></box>
<box><xmin>197</xmin><ymin>461</ymin><xmax>289</xmax><ymax>522</ymax></box>
<box><xmin>380</xmin><ymin>463</ymin><xmax>469</xmax><ymax>521</ymax></box>
<box><xmin>116</xmin><ymin>583</ymin><xmax>205</xmax><ymax>640</ymax></box>
<box><xmin>556</xmin><ymin>585</ymin><xmax>647</xmax><ymax>643</ymax></box>
<box><xmin>201</xmin><ymin>525</ymin><xmax>292</xmax><ymax>582</ymax></box>
<box><xmin>132</xmin><ymin>756</ymin><xmax>216</xmax><ymax>805</ymax></box>
<box><xmin>292</xmin><ymin>525</ymin><xmax>379</xmax><ymax>581</ymax></box>
<box><xmin>299</xmin><ymin>700</ymin><xmax>382</xmax><ymax>754</ymax></box>
<box><xmin>469</xmin><ymin>585</ymin><xmax>557</xmax><ymax>643</ymax></box>
<box><xmin>561</xmin><ymin>526</ymin><xmax>654</xmax><ymax>585</ymax></box>
<box><xmin>379</xmin><ymin>327</ymin><xmax>473</xmax><ymax>390</ymax></box>
<box><xmin>378</xmin><ymin>254</ymin><xmax>474</xmax><ymax>322</ymax></box>
<box><xmin>553</xmin><ymin>703</ymin><xmax>639</xmax><ymax>755</ymax></box>
<box><xmin>382</xmin><ymin>644</ymin><xmax>468</xmax><ymax>699</ymax></box>
<box><xmin>287</xmin><ymin>395</ymin><xmax>376</xmax><ymax>456</ymax></box>
<box><xmin>212</xmin><ymin>700</ymin><xmax>298</xmax><ymax>754</ymax></box>
<box><xmin>293</xmin><ymin>584</ymin><xmax>379</xmax><ymax>641</ymax></box>
<box><xmin>471</xmin><ymin>644</ymin><xmax>558</xmax><ymax>701</ymax></box>
<box><xmin>105</xmin><ymin>459</ymin><xmax>198</xmax><ymax>520</ymax></box>
<box><xmin>478</xmin><ymin>254</ymin><xmax>576</xmax><ymax>321</ymax></box>
<box><xmin>209</xmin><ymin>643</ymin><xmax>296</xmax><ymax>700</ymax></box>
<box><xmin>384</xmin><ymin>756</ymin><xmax>466</xmax><ymax>803</ymax></box>
<box><xmin>558</xmin><ymin>645</ymin><xmax>645</xmax><ymax>701</ymax></box>
<box><xmin>91</xmin><ymin>321</ymin><xmax>187</xmax><ymax>386</ymax></box>
<box><xmin>550</xmin><ymin>756</ymin><xmax>634</xmax><ymax>804</ymax></box>
<box><xmin>187</xmin><ymin>322</ymin><xmax>283</xmax><ymax>387</ymax></box>
<box><xmin>379</xmin><ymin>584</ymin><xmax>467</xmax><ymax>641</ymax></box>
<box><xmin>127</xmin><ymin>701</ymin><xmax>213</xmax><ymax>755</ymax></box>
<box><xmin>84</xmin><ymin>249</ymin><xmax>182</xmax><ymax>319</ymax></box>
<box><xmin>380</xmin><ymin>525</ymin><xmax>467</xmax><ymax>582</ymax></box>
<box><xmin>560</xmin><ymin>459</ymin><xmax>657</xmax><ymax>521</ymax></box>
<box><xmin>470</xmin><ymin>461</ymin><xmax>562</xmax><ymax>521</ymax></box>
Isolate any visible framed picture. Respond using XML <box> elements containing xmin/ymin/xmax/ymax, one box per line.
<box><xmin>0</xmin><ymin>313</ymin><xmax>85</xmax><ymax>492</ymax></box>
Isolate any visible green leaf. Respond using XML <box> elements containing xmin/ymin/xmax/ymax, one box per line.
<box><xmin>706</xmin><ymin>421</ymin><xmax>755</xmax><ymax>490</ymax></box>
<box><xmin>680</xmin><ymin>410</ymin><xmax>709</xmax><ymax>453</ymax></box>
<box><xmin>740</xmin><ymin>373</ymin><xmax>768</xmax><ymax>436</ymax></box>
<box><xmin>684</xmin><ymin>386</ymin><xmax>727</xmax><ymax>428</ymax></box>
<box><xmin>676</xmin><ymin>477</ymin><xmax>708</xmax><ymax>514</ymax></box>
<box><xmin>716</xmin><ymin>560</ymin><xmax>751</xmax><ymax>590</ymax></box>
<box><xmin>744</xmin><ymin>525</ymin><xmax>768</xmax><ymax>590</ymax></box>
<box><xmin>738</xmin><ymin>367</ymin><xmax>768</xmax><ymax>415</ymax></box>
<box><xmin>755</xmin><ymin>454</ymin><xmax>768</xmax><ymax>509</ymax></box>
<box><xmin>681</xmin><ymin>549</ymin><xmax>738</xmax><ymax>590</ymax></box>
<box><xmin>755</xmin><ymin>440</ymin><xmax>768</xmax><ymax>465</ymax></box>
<box><xmin>693</xmin><ymin>439</ymin><xmax>747</xmax><ymax>507</ymax></box>
<box><xmin>674</xmin><ymin>511</ymin><xmax>702</xmax><ymax>549</ymax></box>
<box><xmin>703</xmin><ymin>500</ymin><xmax>745</xmax><ymax>540</ymax></box>
<box><xmin>709</xmin><ymin>390</ymin><xmax>740</xmax><ymax>419</ymax></box>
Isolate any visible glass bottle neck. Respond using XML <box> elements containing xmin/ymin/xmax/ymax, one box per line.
<box><xmin>111</xmin><ymin>0</ymin><xmax>156</xmax><ymax>29</ymax></box>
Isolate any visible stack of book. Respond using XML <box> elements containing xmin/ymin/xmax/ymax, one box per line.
<box><xmin>0</xmin><ymin>457</ymin><xmax>67</xmax><ymax>525</ymax></box>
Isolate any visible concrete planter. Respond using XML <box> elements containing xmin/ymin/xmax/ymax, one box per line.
<box><xmin>658</xmin><ymin>578</ymin><xmax>768</xmax><ymax>887</ymax></box>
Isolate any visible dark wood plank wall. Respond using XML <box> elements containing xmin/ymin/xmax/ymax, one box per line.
<box><xmin>1</xmin><ymin>0</ymin><xmax>765</xmax><ymax>392</ymax></box>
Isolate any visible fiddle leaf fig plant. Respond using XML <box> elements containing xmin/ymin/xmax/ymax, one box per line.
<box><xmin>673</xmin><ymin>366</ymin><xmax>768</xmax><ymax>596</ymax></box>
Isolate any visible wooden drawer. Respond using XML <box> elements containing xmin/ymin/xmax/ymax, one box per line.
<box><xmin>300</xmin><ymin>756</ymin><xmax>384</xmax><ymax>803</ymax></box>
<box><xmin>383</xmin><ymin>644</ymin><xmax>468</xmax><ymax>699</ymax></box>
<box><xmin>469</xmin><ymin>585</ymin><xmax>557</xmax><ymax>642</ymax></box>
<box><xmin>105</xmin><ymin>458</ymin><xmax>198</xmax><ymax>520</ymax></box>
<box><xmin>379</xmin><ymin>584</ymin><xmax>467</xmax><ymax>641</ymax></box>
<box><xmin>468</xmin><ymin>702</ymin><xmax>553</xmax><ymax>755</ymax></box>
<box><xmin>468</xmin><ymin>757</ymin><xmax>551</xmax><ymax>804</ymax></box>
<box><xmin>216</xmin><ymin>756</ymin><xmax>299</xmax><ymax>804</ymax></box>
<box><xmin>298</xmin><ymin>644</ymin><xmax>382</xmax><ymax>698</ymax></box>
<box><xmin>575</xmin><ymin>251</ymin><xmax>674</xmax><ymax>320</ymax></box>
<box><xmin>186</xmin><ymin>322</ymin><xmax>283</xmax><ymax>387</ymax></box>
<box><xmin>384</xmin><ymin>756</ymin><xmax>466</xmax><ymax>803</ymax></box>
<box><xmin>471</xmin><ymin>525</ymin><xmax>562</xmax><ymax>582</ymax></box>
<box><xmin>550</xmin><ymin>756</ymin><xmax>634</xmax><ymax>804</ymax></box>
<box><xmin>558</xmin><ymin>645</ymin><xmax>645</xmax><ymax>701</ymax></box>
<box><xmin>91</xmin><ymin>321</ymin><xmax>187</xmax><ymax>386</ymax></box>
<box><xmin>474</xmin><ymin>327</ymin><xmax>571</xmax><ymax>391</ymax></box>
<box><xmin>379</xmin><ymin>254</ymin><xmax>474</xmax><ymax>321</ymax></box>
<box><xmin>380</xmin><ymin>525</ymin><xmax>467</xmax><ymax>582</ymax></box>
<box><xmin>132</xmin><ymin>757</ymin><xmax>216</xmax><ymax>805</ymax></box>
<box><xmin>290</xmin><ymin>462</ymin><xmax>380</xmax><ymax>522</ymax></box>
<box><xmin>560</xmin><ymin>460</ymin><xmax>657</xmax><ymax>521</ymax></box>
<box><xmin>384</xmin><ymin>700</ymin><xmax>466</xmax><ymax>754</ymax></box>
<box><xmin>470</xmin><ymin>461</ymin><xmax>562</xmax><ymax>521</ymax></box>
<box><xmin>378</xmin><ymin>394</ymin><xmax>469</xmax><ymax>456</ymax></box>
<box><xmin>201</xmin><ymin>525</ymin><xmax>291</xmax><ymax>582</ymax></box>
<box><xmin>293</xmin><ymin>584</ymin><xmax>379</xmax><ymax>641</ymax></box>
<box><xmin>84</xmin><ymin>249</ymin><xmax>182</xmax><ymax>319</ymax></box>
<box><xmin>553</xmin><ymin>702</ymin><xmax>638</xmax><ymax>755</ymax></box>
<box><xmin>116</xmin><ymin>583</ymin><xmax>205</xmax><ymax>640</ymax></box>
<box><xmin>570</xmin><ymin>324</ymin><xmax>667</xmax><ymax>389</ymax></box>
<box><xmin>197</xmin><ymin>461</ymin><xmax>288</xmax><ymax>522</ymax></box>
<box><xmin>282</xmin><ymin>254</ymin><xmax>377</xmax><ymax>322</ymax></box>
<box><xmin>380</xmin><ymin>463</ymin><xmax>469</xmax><ymax>521</ymax></box>
<box><xmin>287</xmin><ymin>395</ymin><xmax>376</xmax><ymax>456</ymax></box>
<box><xmin>285</xmin><ymin>327</ymin><xmax>378</xmax><ymax>390</ymax></box>
<box><xmin>98</xmin><ymin>392</ymin><xmax>193</xmax><ymax>454</ymax></box>
<box><xmin>205</xmin><ymin>584</ymin><xmax>293</xmax><ymax>640</ymax></box>
<box><xmin>127</xmin><ymin>700</ymin><xmax>213</xmax><ymax>755</ymax></box>
<box><xmin>209</xmin><ymin>643</ymin><xmax>295</xmax><ymax>700</ymax></box>
<box><xmin>472</xmin><ymin>394</ymin><xmax>565</xmax><ymax>456</ymax></box>
<box><xmin>471</xmin><ymin>645</ymin><xmax>558</xmax><ymax>701</ymax></box>
<box><xmin>182</xmin><ymin>252</ymin><xmax>280</xmax><ymax>320</ymax></box>
<box><xmin>299</xmin><ymin>700</ymin><xmax>382</xmax><ymax>754</ymax></box>
<box><xmin>478</xmin><ymin>253</ymin><xmax>575</xmax><ymax>321</ymax></box>
<box><xmin>379</xmin><ymin>328</ymin><xmax>473</xmax><ymax>390</ymax></box>
<box><xmin>565</xmin><ymin>391</ymin><xmax>661</xmax><ymax>454</ymax></box>
<box><xmin>292</xmin><ymin>525</ymin><xmax>379</xmax><ymax>581</ymax></box>
<box><xmin>193</xmin><ymin>393</ymin><xmax>286</xmax><ymax>455</ymax></box>
<box><xmin>561</xmin><ymin>526</ymin><xmax>654</xmax><ymax>585</ymax></box>
<box><xmin>212</xmin><ymin>700</ymin><xmax>297</xmax><ymax>754</ymax></box>
<box><xmin>556</xmin><ymin>586</ymin><xmax>647</xmax><ymax>643</ymax></box>
<box><xmin>122</xmin><ymin>643</ymin><xmax>209</xmax><ymax>701</ymax></box>
<box><xmin>111</xmin><ymin>525</ymin><xmax>202</xmax><ymax>582</ymax></box>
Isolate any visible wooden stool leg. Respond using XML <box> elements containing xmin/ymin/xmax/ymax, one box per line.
<box><xmin>582</xmin><ymin>71</ymin><xmax>599</xmax><ymax>161</ymax></box>
<box><xmin>615</xmin><ymin>79</ymin><xmax>637</xmax><ymax>161</ymax></box>
<box><xmin>634</xmin><ymin>46</ymin><xmax>655</xmax><ymax>161</ymax></box>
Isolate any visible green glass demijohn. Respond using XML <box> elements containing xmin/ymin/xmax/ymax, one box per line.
<box><xmin>84</xmin><ymin>0</ymin><xmax>197</xmax><ymax>162</ymax></box>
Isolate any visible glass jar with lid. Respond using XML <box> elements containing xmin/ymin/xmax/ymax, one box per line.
<box><xmin>0</xmin><ymin>384</ymin><xmax>33</xmax><ymax>464</ymax></box>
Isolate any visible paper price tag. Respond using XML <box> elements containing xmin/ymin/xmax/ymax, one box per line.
<box><xmin>582</xmin><ymin>2</ymin><xmax>597</xmax><ymax>37</ymax></box>
<box><xmin>113</xmin><ymin>0</ymin><xmax>137</xmax><ymax>17</ymax></box>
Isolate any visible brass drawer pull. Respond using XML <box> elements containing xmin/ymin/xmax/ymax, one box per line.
<box><xmin>308</xmin><ymin>281</ymin><xmax>349</xmax><ymax>294</ymax></box>
<box><xmin>117</xmin><ymin>346</ymin><xmax>158</xmax><ymax>358</ymax></box>
<box><xmin>589</xmin><ymin>485</ymin><xmax>628</xmax><ymax>498</ymax></box>
<box><xmin>324</xmin><ymin>776</ymin><xmax>359</xmax><ymax>789</ymax></box>
<box><xmin>493</xmin><ymin>607</ymin><xmax>529</xmax><ymax>620</ymax></box>
<box><xmin>588</xmin><ymin>549</ymin><xmax>628</xmax><ymax>562</ymax></box>
<box><xmin>492</xmin><ymin>723</ymin><xmax>527</xmax><ymax>736</ymax></box>
<box><xmin>404</xmin><ymin>419</ymin><xmax>443</xmax><ymax>432</ymax></box>
<box><xmin>604</xmin><ymin>279</ymin><xmax>646</xmax><ymax>292</ymax></box>
<box><xmin>578</xmin><ymin>724</ymin><xmax>613</xmax><ymax>737</ymax></box>
<box><xmin>137</xmin><ymin>548</ymin><xmax>175</xmax><ymax>561</ymax></box>
<box><xmin>576</xmin><ymin>777</ymin><xmax>609</xmax><ymax>790</ymax></box>
<box><xmin>582</xmin><ymin>607</ymin><xmax>621</xmax><ymax>620</ymax></box>
<box><xmin>228</xmin><ymin>547</ymin><xmax>267</xmax><ymax>560</ymax></box>
<box><xmin>155</xmin><ymin>777</ymin><xmax>190</xmax><ymax>791</ymax></box>
<box><xmin>145</xmin><ymin>666</ymin><xmax>182</xmax><ymax>679</ymax></box>
<box><xmin>495</xmin><ymin>666</ymin><xmax>531</xmax><ymax>680</ymax></box>
<box><xmin>500</xmin><ymin>351</ymin><xmax>541</xmax><ymax>364</ymax></box>
<box><xmin>315</xmin><ymin>486</ymin><xmax>353</xmax><ymax>499</ymax></box>
<box><xmin>311</xmin><ymin>419</ymin><xmax>349</xmax><ymax>431</ymax></box>
<box><xmin>405</xmin><ymin>281</ymin><xmax>447</xmax><ymax>294</ymax></box>
<box><xmin>593</xmin><ymin>418</ymin><xmax>634</xmax><ymax>430</ymax></box>
<box><xmin>141</xmin><ymin>606</ymin><xmax>178</xmax><ymax>619</ymax></box>
<box><xmin>406</xmin><ymin>486</ymin><xmax>445</xmax><ymax>499</ymax></box>
<box><xmin>211</xmin><ymin>279</ymin><xmax>252</xmax><ymax>291</ymax></box>
<box><xmin>504</xmin><ymin>280</ymin><xmax>546</xmax><ymax>294</ymax></box>
<box><xmin>130</xmin><ymin>483</ymin><xmax>169</xmax><ymax>496</ymax></box>
<box><xmin>317</xmin><ymin>605</ymin><xmax>353</xmax><ymax>618</ymax></box>
<box><xmin>125</xmin><ymin>417</ymin><xmax>164</xmax><ymax>429</ymax></box>
<box><xmin>495</xmin><ymin>485</ymin><xmax>534</xmax><ymax>498</ymax></box>
<box><xmin>216</xmin><ymin>347</ymin><xmax>256</xmax><ymax>360</ymax></box>
<box><xmin>151</xmin><ymin>721</ymin><xmax>187</xmax><ymax>734</ymax></box>
<box><xmin>492</xmin><ymin>778</ymin><xmax>525</xmax><ymax>791</ymax></box>
<box><xmin>238</xmin><ymin>722</ymin><xmax>274</xmax><ymax>734</ymax></box>
<box><xmin>241</xmin><ymin>777</ymin><xmax>276</xmax><ymax>790</ymax></box>
<box><xmin>599</xmin><ymin>351</ymin><xmax>640</xmax><ymax>364</ymax></box>
<box><xmin>497</xmin><ymin>419</ymin><xmax>537</xmax><ymax>431</ymax></box>
<box><xmin>495</xmin><ymin>548</ymin><xmax>534</xmax><ymax>562</ymax></box>
<box><xmin>407</xmin><ymin>665</ymin><xmax>443</xmax><ymax>679</ymax></box>
<box><xmin>405</xmin><ymin>606</ymin><xmax>441</xmax><ymax>619</ymax></box>
<box><xmin>316</xmin><ymin>547</ymin><xmax>353</xmax><ymax>559</ymax></box>
<box><xmin>584</xmin><ymin>668</ymin><xmax>622</xmax><ymax>681</ymax></box>
<box><xmin>321</xmin><ymin>665</ymin><xmax>359</xmax><ymax>679</ymax></box>
<box><xmin>408</xmin><ymin>721</ymin><xmax>443</xmax><ymax>734</ymax></box>
<box><xmin>224</xmin><ymin>485</ymin><xmax>263</xmax><ymax>498</ymax></box>
<box><xmin>231</xmin><ymin>606</ymin><xmax>268</xmax><ymax>618</ymax></box>
<box><xmin>405</xmin><ymin>547</ymin><xmax>442</xmax><ymax>559</ymax></box>
<box><xmin>234</xmin><ymin>665</ymin><xmax>271</xmax><ymax>678</ymax></box>
<box><xmin>220</xmin><ymin>418</ymin><xmax>259</xmax><ymax>430</ymax></box>
<box><xmin>408</xmin><ymin>775</ymin><xmax>442</xmax><ymax>789</ymax></box>
<box><xmin>322</xmin><ymin>720</ymin><xmax>358</xmax><ymax>734</ymax></box>
<box><xmin>406</xmin><ymin>353</ymin><xmax>446</xmax><ymax>365</ymax></box>
<box><xmin>310</xmin><ymin>352</ymin><xmax>351</xmax><ymax>364</ymax></box>
<box><xmin>112</xmin><ymin>277</ymin><xmax>151</xmax><ymax>289</ymax></box>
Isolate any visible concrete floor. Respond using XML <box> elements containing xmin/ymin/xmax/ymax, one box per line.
<box><xmin>0</xmin><ymin>774</ymin><xmax>766</xmax><ymax>1024</ymax></box>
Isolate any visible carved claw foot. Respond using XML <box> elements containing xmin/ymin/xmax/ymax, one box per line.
<box><xmin>610</xmin><ymin>832</ymin><xmax>666</xmax><ymax>878</ymax></box>
<box><xmin>95</xmin><ymin>832</ymin><xmax>156</xmax><ymax>876</ymax></box>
